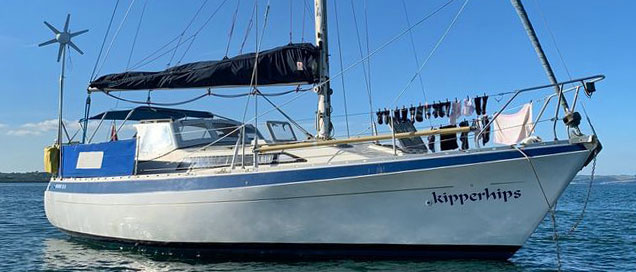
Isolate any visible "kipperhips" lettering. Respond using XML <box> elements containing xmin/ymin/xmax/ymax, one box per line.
<box><xmin>431</xmin><ymin>188</ymin><xmax>521</xmax><ymax>206</ymax></box>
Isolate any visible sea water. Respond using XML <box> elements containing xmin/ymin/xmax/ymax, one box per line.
<box><xmin>1</xmin><ymin>181</ymin><xmax>634</xmax><ymax>271</ymax></box>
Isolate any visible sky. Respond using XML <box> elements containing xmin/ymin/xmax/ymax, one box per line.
<box><xmin>0</xmin><ymin>0</ymin><xmax>634</xmax><ymax>175</ymax></box>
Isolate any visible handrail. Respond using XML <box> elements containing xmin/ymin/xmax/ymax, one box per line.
<box><xmin>474</xmin><ymin>74</ymin><xmax>604</xmax><ymax>146</ymax></box>
<box><xmin>256</xmin><ymin>126</ymin><xmax>472</xmax><ymax>153</ymax></box>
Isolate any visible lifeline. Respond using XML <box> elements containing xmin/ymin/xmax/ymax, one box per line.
<box><xmin>432</xmin><ymin>188</ymin><xmax>521</xmax><ymax>206</ymax></box>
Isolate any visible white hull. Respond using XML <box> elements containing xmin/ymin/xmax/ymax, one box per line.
<box><xmin>44</xmin><ymin>140</ymin><xmax>596</xmax><ymax>259</ymax></box>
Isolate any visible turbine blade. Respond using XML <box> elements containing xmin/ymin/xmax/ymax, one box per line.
<box><xmin>38</xmin><ymin>38</ymin><xmax>57</xmax><ymax>47</ymax></box>
<box><xmin>68</xmin><ymin>41</ymin><xmax>83</xmax><ymax>55</ymax></box>
<box><xmin>57</xmin><ymin>44</ymin><xmax>64</xmax><ymax>62</ymax></box>
<box><xmin>70</xmin><ymin>29</ymin><xmax>88</xmax><ymax>37</ymax></box>
<box><xmin>43</xmin><ymin>21</ymin><xmax>60</xmax><ymax>34</ymax></box>
<box><xmin>64</xmin><ymin>14</ymin><xmax>70</xmax><ymax>32</ymax></box>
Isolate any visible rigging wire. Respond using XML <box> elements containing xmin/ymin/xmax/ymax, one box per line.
<box><xmin>312</xmin><ymin>0</ymin><xmax>456</xmax><ymax>95</ymax></box>
<box><xmin>289</xmin><ymin>0</ymin><xmax>293</xmax><ymax>43</ymax></box>
<box><xmin>333</xmin><ymin>0</ymin><xmax>351</xmax><ymax>138</ymax></box>
<box><xmin>390</xmin><ymin>0</ymin><xmax>470</xmax><ymax>107</ymax></box>
<box><xmin>89</xmin><ymin>0</ymin><xmax>120</xmax><ymax>81</ymax></box>
<box><xmin>239</xmin><ymin>0</ymin><xmax>257</xmax><ymax>54</ymax></box>
<box><xmin>401</xmin><ymin>0</ymin><xmax>429</xmax><ymax>104</ymax></box>
<box><xmin>533</xmin><ymin>0</ymin><xmax>573</xmax><ymax>81</ymax></box>
<box><xmin>176</xmin><ymin>0</ymin><xmax>229</xmax><ymax>65</ymax></box>
<box><xmin>350</xmin><ymin>0</ymin><xmax>376</xmax><ymax>135</ymax></box>
<box><xmin>94</xmin><ymin>0</ymin><xmax>137</xmax><ymax>78</ymax></box>
<box><xmin>224</xmin><ymin>0</ymin><xmax>241</xmax><ymax>58</ymax></box>
<box><xmin>167</xmin><ymin>0</ymin><xmax>209</xmax><ymax>67</ymax></box>
<box><xmin>300</xmin><ymin>0</ymin><xmax>307</xmax><ymax>42</ymax></box>
<box><xmin>126</xmin><ymin>0</ymin><xmax>148</xmax><ymax>71</ymax></box>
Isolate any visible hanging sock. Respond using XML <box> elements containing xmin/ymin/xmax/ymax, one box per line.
<box><xmin>481</xmin><ymin>115</ymin><xmax>491</xmax><ymax>145</ymax></box>
<box><xmin>416</xmin><ymin>104</ymin><xmax>424</xmax><ymax>122</ymax></box>
<box><xmin>409</xmin><ymin>105</ymin><xmax>417</xmax><ymax>123</ymax></box>
<box><xmin>432</xmin><ymin>103</ymin><xmax>440</xmax><ymax>118</ymax></box>
<box><xmin>475</xmin><ymin>96</ymin><xmax>483</xmax><ymax>116</ymax></box>
<box><xmin>401</xmin><ymin>107</ymin><xmax>408</xmax><ymax>123</ymax></box>
<box><xmin>376</xmin><ymin>110</ymin><xmax>384</xmax><ymax>125</ymax></box>
<box><xmin>463</xmin><ymin>97</ymin><xmax>474</xmax><ymax>116</ymax></box>
<box><xmin>449</xmin><ymin>100</ymin><xmax>462</xmax><ymax>125</ymax></box>
<box><xmin>393</xmin><ymin>108</ymin><xmax>401</xmax><ymax>122</ymax></box>
<box><xmin>481</xmin><ymin>95</ymin><xmax>489</xmax><ymax>115</ymax></box>
<box><xmin>459</xmin><ymin>120</ymin><xmax>470</xmax><ymax>150</ymax></box>
<box><xmin>383</xmin><ymin>109</ymin><xmax>391</xmax><ymax>125</ymax></box>
<box><xmin>425</xmin><ymin>103</ymin><xmax>432</xmax><ymax>119</ymax></box>
<box><xmin>428</xmin><ymin>134</ymin><xmax>436</xmax><ymax>153</ymax></box>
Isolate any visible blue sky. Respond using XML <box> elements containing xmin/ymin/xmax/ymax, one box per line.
<box><xmin>0</xmin><ymin>0</ymin><xmax>634</xmax><ymax>175</ymax></box>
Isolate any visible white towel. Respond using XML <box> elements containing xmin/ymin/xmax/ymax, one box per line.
<box><xmin>494</xmin><ymin>103</ymin><xmax>533</xmax><ymax>145</ymax></box>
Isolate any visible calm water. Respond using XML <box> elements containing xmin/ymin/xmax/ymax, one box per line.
<box><xmin>1</xmin><ymin>181</ymin><xmax>634</xmax><ymax>271</ymax></box>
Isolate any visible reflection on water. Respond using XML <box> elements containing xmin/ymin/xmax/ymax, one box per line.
<box><xmin>41</xmin><ymin>237</ymin><xmax>521</xmax><ymax>272</ymax></box>
<box><xmin>2</xmin><ymin>181</ymin><xmax>636</xmax><ymax>271</ymax></box>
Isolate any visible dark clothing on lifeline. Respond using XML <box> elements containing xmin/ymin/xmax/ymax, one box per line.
<box><xmin>459</xmin><ymin>120</ymin><xmax>470</xmax><ymax>150</ymax></box>
<box><xmin>481</xmin><ymin>115</ymin><xmax>491</xmax><ymax>145</ymax></box>
<box><xmin>440</xmin><ymin>125</ymin><xmax>459</xmax><ymax>151</ymax></box>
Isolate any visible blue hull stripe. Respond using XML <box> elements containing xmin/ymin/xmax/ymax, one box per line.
<box><xmin>48</xmin><ymin>144</ymin><xmax>586</xmax><ymax>194</ymax></box>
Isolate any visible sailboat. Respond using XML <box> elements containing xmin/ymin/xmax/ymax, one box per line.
<box><xmin>44</xmin><ymin>0</ymin><xmax>603</xmax><ymax>259</ymax></box>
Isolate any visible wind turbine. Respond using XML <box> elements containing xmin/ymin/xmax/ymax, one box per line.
<box><xmin>39</xmin><ymin>14</ymin><xmax>87</xmax><ymax>177</ymax></box>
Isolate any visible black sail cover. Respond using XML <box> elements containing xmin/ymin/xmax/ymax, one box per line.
<box><xmin>88</xmin><ymin>43</ymin><xmax>320</xmax><ymax>92</ymax></box>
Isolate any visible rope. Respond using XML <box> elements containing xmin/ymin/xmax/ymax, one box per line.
<box><xmin>224</xmin><ymin>0</ymin><xmax>241</xmax><ymax>58</ymax></box>
<box><xmin>333</xmin><ymin>0</ymin><xmax>351</xmax><ymax>138</ymax></box>
<box><xmin>176</xmin><ymin>0</ymin><xmax>229</xmax><ymax>65</ymax></box>
<box><xmin>390</xmin><ymin>0</ymin><xmax>470</xmax><ymax>107</ymax></box>
<box><xmin>567</xmin><ymin>157</ymin><xmax>596</xmax><ymax>235</ymax></box>
<box><xmin>89</xmin><ymin>0</ymin><xmax>120</xmax><ymax>81</ymax></box>
<box><xmin>513</xmin><ymin>145</ymin><xmax>562</xmax><ymax>271</ymax></box>
<box><xmin>300</xmin><ymin>0</ymin><xmax>307</xmax><ymax>42</ymax></box>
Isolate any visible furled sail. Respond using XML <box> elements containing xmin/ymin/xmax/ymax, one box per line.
<box><xmin>88</xmin><ymin>43</ymin><xmax>320</xmax><ymax>92</ymax></box>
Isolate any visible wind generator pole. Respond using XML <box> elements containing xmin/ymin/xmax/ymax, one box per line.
<box><xmin>510</xmin><ymin>0</ymin><xmax>571</xmax><ymax>115</ymax></box>
<box><xmin>315</xmin><ymin>0</ymin><xmax>333</xmax><ymax>139</ymax></box>
<box><xmin>38</xmin><ymin>14</ymin><xmax>88</xmax><ymax>177</ymax></box>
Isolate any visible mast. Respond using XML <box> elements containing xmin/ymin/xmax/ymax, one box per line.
<box><xmin>314</xmin><ymin>0</ymin><xmax>333</xmax><ymax>139</ymax></box>
<box><xmin>510</xmin><ymin>0</ymin><xmax>570</xmax><ymax>114</ymax></box>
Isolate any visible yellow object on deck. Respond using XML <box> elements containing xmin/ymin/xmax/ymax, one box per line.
<box><xmin>44</xmin><ymin>145</ymin><xmax>59</xmax><ymax>175</ymax></box>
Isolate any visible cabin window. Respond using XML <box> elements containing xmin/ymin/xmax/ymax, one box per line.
<box><xmin>266</xmin><ymin>121</ymin><xmax>297</xmax><ymax>142</ymax></box>
<box><xmin>178</xmin><ymin>124</ymin><xmax>214</xmax><ymax>142</ymax></box>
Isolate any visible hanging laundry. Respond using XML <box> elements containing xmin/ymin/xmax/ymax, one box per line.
<box><xmin>425</xmin><ymin>103</ymin><xmax>431</xmax><ymax>119</ymax></box>
<box><xmin>449</xmin><ymin>100</ymin><xmax>462</xmax><ymax>125</ymax></box>
<box><xmin>482</xmin><ymin>115</ymin><xmax>491</xmax><ymax>145</ymax></box>
<box><xmin>400</xmin><ymin>107</ymin><xmax>408</xmax><ymax>123</ymax></box>
<box><xmin>432</xmin><ymin>103</ymin><xmax>440</xmax><ymax>118</ymax></box>
<box><xmin>463</xmin><ymin>97</ymin><xmax>474</xmax><ymax>116</ymax></box>
<box><xmin>393</xmin><ymin>108</ymin><xmax>401</xmax><ymax>122</ymax></box>
<box><xmin>383</xmin><ymin>109</ymin><xmax>390</xmax><ymax>124</ymax></box>
<box><xmin>474</xmin><ymin>96</ymin><xmax>482</xmax><ymax>115</ymax></box>
<box><xmin>416</xmin><ymin>105</ymin><xmax>424</xmax><ymax>122</ymax></box>
<box><xmin>376</xmin><ymin>110</ymin><xmax>383</xmax><ymax>125</ymax></box>
<box><xmin>481</xmin><ymin>95</ymin><xmax>489</xmax><ymax>115</ymax></box>
<box><xmin>427</xmin><ymin>134</ymin><xmax>436</xmax><ymax>153</ymax></box>
<box><xmin>459</xmin><ymin>120</ymin><xmax>470</xmax><ymax>150</ymax></box>
<box><xmin>409</xmin><ymin>106</ymin><xmax>416</xmax><ymax>123</ymax></box>
<box><xmin>443</xmin><ymin>101</ymin><xmax>451</xmax><ymax>118</ymax></box>
<box><xmin>493</xmin><ymin>103</ymin><xmax>533</xmax><ymax>145</ymax></box>
<box><xmin>440</xmin><ymin>125</ymin><xmax>459</xmax><ymax>151</ymax></box>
